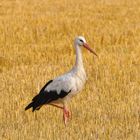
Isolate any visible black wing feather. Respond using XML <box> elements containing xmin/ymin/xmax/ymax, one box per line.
<box><xmin>32</xmin><ymin>80</ymin><xmax>53</xmax><ymax>102</ymax></box>
<box><xmin>25</xmin><ymin>79</ymin><xmax>71</xmax><ymax>112</ymax></box>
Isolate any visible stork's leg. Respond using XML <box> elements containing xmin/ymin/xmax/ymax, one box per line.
<box><xmin>49</xmin><ymin>103</ymin><xmax>63</xmax><ymax>109</ymax></box>
<box><xmin>49</xmin><ymin>104</ymin><xmax>71</xmax><ymax>117</ymax></box>
<box><xmin>63</xmin><ymin>106</ymin><xmax>71</xmax><ymax>125</ymax></box>
<box><xmin>49</xmin><ymin>103</ymin><xmax>72</xmax><ymax>125</ymax></box>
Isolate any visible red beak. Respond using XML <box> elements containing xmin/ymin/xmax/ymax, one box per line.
<box><xmin>83</xmin><ymin>43</ymin><xmax>97</xmax><ymax>56</ymax></box>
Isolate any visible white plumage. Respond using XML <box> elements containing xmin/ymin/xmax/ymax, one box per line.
<box><xmin>25</xmin><ymin>36</ymin><xmax>97</xmax><ymax>125</ymax></box>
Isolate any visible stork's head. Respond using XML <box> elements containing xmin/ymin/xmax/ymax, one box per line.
<box><xmin>74</xmin><ymin>36</ymin><xmax>97</xmax><ymax>56</ymax></box>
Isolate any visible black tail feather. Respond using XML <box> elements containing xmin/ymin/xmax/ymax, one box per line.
<box><xmin>32</xmin><ymin>94</ymin><xmax>39</xmax><ymax>102</ymax></box>
<box><xmin>25</xmin><ymin>102</ymin><xmax>34</xmax><ymax>111</ymax></box>
<box><xmin>25</xmin><ymin>92</ymin><xmax>46</xmax><ymax>111</ymax></box>
<box><xmin>25</xmin><ymin>80</ymin><xmax>53</xmax><ymax>112</ymax></box>
<box><xmin>25</xmin><ymin>101</ymin><xmax>42</xmax><ymax>112</ymax></box>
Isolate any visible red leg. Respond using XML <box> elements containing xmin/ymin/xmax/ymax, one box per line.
<box><xmin>49</xmin><ymin>103</ymin><xmax>72</xmax><ymax>118</ymax></box>
<box><xmin>49</xmin><ymin>103</ymin><xmax>63</xmax><ymax>109</ymax></box>
<box><xmin>63</xmin><ymin>107</ymin><xmax>71</xmax><ymax>125</ymax></box>
<box><xmin>49</xmin><ymin>103</ymin><xmax>72</xmax><ymax>125</ymax></box>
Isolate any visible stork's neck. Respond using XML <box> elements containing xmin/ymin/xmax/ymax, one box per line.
<box><xmin>74</xmin><ymin>45</ymin><xmax>84</xmax><ymax>71</ymax></box>
<box><xmin>71</xmin><ymin>44</ymin><xmax>87</xmax><ymax>83</ymax></box>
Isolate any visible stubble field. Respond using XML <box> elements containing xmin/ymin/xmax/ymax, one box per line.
<box><xmin>0</xmin><ymin>0</ymin><xmax>140</xmax><ymax>139</ymax></box>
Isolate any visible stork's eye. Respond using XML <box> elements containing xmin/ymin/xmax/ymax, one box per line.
<box><xmin>79</xmin><ymin>39</ymin><xmax>84</xmax><ymax>42</ymax></box>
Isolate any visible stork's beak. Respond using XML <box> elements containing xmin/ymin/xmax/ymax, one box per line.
<box><xmin>83</xmin><ymin>43</ymin><xmax>97</xmax><ymax>56</ymax></box>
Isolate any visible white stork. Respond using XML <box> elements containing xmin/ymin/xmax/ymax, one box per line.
<box><xmin>25</xmin><ymin>36</ymin><xmax>97</xmax><ymax>125</ymax></box>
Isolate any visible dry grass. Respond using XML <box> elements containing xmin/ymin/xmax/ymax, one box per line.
<box><xmin>0</xmin><ymin>0</ymin><xmax>140</xmax><ymax>139</ymax></box>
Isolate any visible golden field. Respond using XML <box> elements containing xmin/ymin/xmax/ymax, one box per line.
<box><xmin>0</xmin><ymin>0</ymin><xmax>140</xmax><ymax>139</ymax></box>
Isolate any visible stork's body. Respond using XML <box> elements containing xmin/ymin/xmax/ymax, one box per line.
<box><xmin>25</xmin><ymin>36</ymin><xmax>97</xmax><ymax>125</ymax></box>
